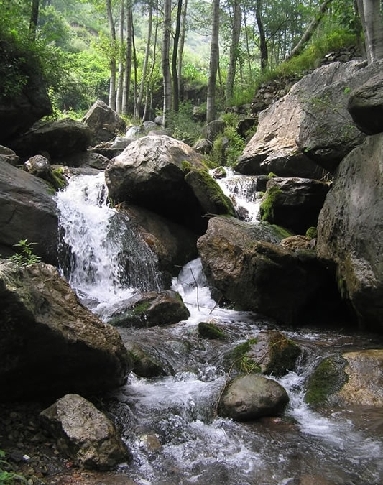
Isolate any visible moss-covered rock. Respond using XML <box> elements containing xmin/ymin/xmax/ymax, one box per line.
<box><xmin>198</xmin><ymin>321</ymin><xmax>226</xmax><ymax>340</ymax></box>
<box><xmin>305</xmin><ymin>355</ymin><xmax>348</xmax><ymax>407</ymax></box>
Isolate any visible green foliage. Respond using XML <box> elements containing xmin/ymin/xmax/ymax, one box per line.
<box><xmin>167</xmin><ymin>102</ymin><xmax>203</xmax><ymax>145</ymax></box>
<box><xmin>231</xmin><ymin>338</ymin><xmax>261</xmax><ymax>374</ymax></box>
<box><xmin>9</xmin><ymin>240</ymin><xmax>41</xmax><ymax>267</ymax></box>
<box><xmin>208</xmin><ymin>114</ymin><xmax>246</xmax><ymax>167</ymax></box>
<box><xmin>0</xmin><ymin>449</ymin><xmax>26</xmax><ymax>483</ymax></box>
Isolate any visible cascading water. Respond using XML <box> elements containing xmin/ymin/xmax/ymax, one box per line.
<box><xmin>56</xmin><ymin>171</ymin><xmax>383</xmax><ymax>485</ymax></box>
<box><xmin>55</xmin><ymin>172</ymin><xmax>163</xmax><ymax>320</ymax></box>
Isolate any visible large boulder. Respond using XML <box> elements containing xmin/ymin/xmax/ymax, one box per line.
<box><xmin>8</xmin><ymin>118</ymin><xmax>92</xmax><ymax>160</ymax></box>
<box><xmin>0</xmin><ymin>145</ymin><xmax>19</xmax><ymax>166</ymax></box>
<box><xmin>305</xmin><ymin>349</ymin><xmax>383</xmax><ymax>407</ymax></box>
<box><xmin>348</xmin><ymin>72</ymin><xmax>383</xmax><ymax>135</ymax></box>
<box><xmin>0</xmin><ymin>39</ymin><xmax>52</xmax><ymax>144</ymax></box>
<box><xmin>40</xmin><ymin>394</ymin><xmax>129</xmax><ymax>470</ymax></box>
<box><xmin>317</xmin><ymin>133</ymin><xmax>383</xmax><ymax>332</ymax></box>
<box><xmin>235</xmin><ymin>60</ymin><xmax>383</xmax><ymax>175</ymax></box>
<box><xmin>218</xmin><ymin>374</ymin><xmax>289</xmax><ymax>421</ymax></box>
<box><xmin>0</xmin><ymin>160</ymin><xmax>58</xmax><ymax>264</ymax></box>
<box><xmin>259</xmin><ymin>177</ymin><xmax>330</xmax><ymax>234</ymax></box>
<box><xmin>83</xmin><ymin>100</ymin><xmax>126</xmax><ymax>145</ymax></box>
<box><xmin>197</xmin><ymin>216</ymin><xmax>344</xmax><ymax>325</ymax></box>
<box><xmin>105</xmin><ymin>135</ymin><xmax>233</xmax><ymax>233</ymax></box>
<box><xmin>0</xmin><ymin>261</ymin><xmax>129</xmax><ymax>401</ymax></box>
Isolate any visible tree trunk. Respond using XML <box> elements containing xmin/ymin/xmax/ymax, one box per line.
<box><xmin>285</xmin><ymin>0</ymin><xmax>334</xmax><ymax>61</ymax></box>
<box><xmin>29</xmin><ymin>0</ymin><xmax>40</xmax><ymax>41</ymax></box>
<box><xmin>256</xmin><ymin>0</ymin><xmax>268</xmax><ymax>71</ymax></box>
<box><xmin>162</xmin><ymin>0</ymin><xmax>172</xmax><ymax>126</ymax></box>
<box><xmin>116</xmin><ymin>1</ymin><xmax>125</xmax><ymax>114</ymax></box>
<box><xmin>106</xmin><ymin>0</ymin><xmax>117</xmax><ymax>111</ymax></box>
<box><xmin>172</xmin><ymin>0</ymin><xmax>183</xmax><ymax>112</ymax></box>
<box><xmin>225</xmin><ymin>0</ymin><xmax>241</xmax><ymax>105</ymax></box>
<box><xmin>356</xmin><ymin>0</ymin><xmax>383</xmax><ymax>63</ymax></box>
<box><xmin>122</xmin><ymin>0</ymin><xmax>132</xmax><ymax>115</ymax></box>
<box><xmin>138</xmin><ymin>1</ymin><xmax>153</xmax><ymax>115</ymax></box>
<box><xmin>207</xmin><ymin>0</ymin><xmax>220</xmax><ymax>123</ymax></box>
<box><xmin>177</xmin><ymin>0</ymin><xmax>188</xmax><ymax>97</ymax></box>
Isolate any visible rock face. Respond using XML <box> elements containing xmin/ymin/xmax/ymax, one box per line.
<box><xmin>317</xmin><ymin>134</ymin><xmax>383</xmax><ymax>332</ymax></box>
<box><xmin>0</xmin><ymin>39</ymin><xmax>52</xmax><ymax>144</ymax></box>
<box><xmin>197</xmin><ymin>216</ymin><xmax>336</xmax><ymax>325</ymax></box>
<box><xmin>8</xmin><ymin>119</ymin><xmax>92</xmax><ymax>160</ymax></box>
<box><xmin>348</xmin><ymin>72</ymin><xmax>383</xmax><ymax>135</ymax></box>
<box><xmin>235</xmin><ymin>60</ymin><xmax>382</xmax><ymax>176</ymax></box>
<box><xmin>218</xmin><ymin>374</ymin><xmax>289</xmax><ymax>421</ymax></box>
<box><xmin>0</xmin><ymin>262</ymin><xmax>128</xmax><ymax>401</ymax></box>
<box><xmin>40</xmin><ymin>394</ymin><xmax>129</xmax><ymax>470</ymax></box>
<box><xmin>259</xmin><ymin>177</ymin><xmax>329</xmax><ymax>234</ymax></box>
<box><xmin>105</xmin><ymin>135</ymin><xmax>233</xmax><ymax>233</ymax></box>
<box><xmin>0</xmin><ymin>160</ymin><xmax>58</xmax><ymax>264</ymax></box>
<box><xmin>83</xmin><ymin>100</ymin><xmax>126</xmax><ymax>145</ymax></box>
<box><xmin>0</xmin><ymin>145</ymin><xmax>19</xmax><ymax>166</ymax></box>
<box><xmin>305</xmin><ymin>350</ymin><xmax>383</xmax><ymax>407</ymax></box>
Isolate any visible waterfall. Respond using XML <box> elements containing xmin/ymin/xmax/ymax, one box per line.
<box><xmin>213</xmin><ymin>167</ymin><xmax>262</xmax><ymax>222</ymax></box>
<box><xmin>55</xmin><ymin>172</ymin><xmax>163</xmax><ymax>320</ymax></box>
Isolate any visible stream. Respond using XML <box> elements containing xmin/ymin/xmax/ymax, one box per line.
<box><xmin>55</xmin><ymin>171</ymin><xmax>383</xmax><ymax>485</ymax></box>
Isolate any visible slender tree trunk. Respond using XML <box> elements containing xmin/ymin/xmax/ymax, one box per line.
<box><xmin>207</xmin><ymin>0</ymin><xmax>220</xmax><ymax>123</ymax></box>
<box><xmin>29</xmin><ymin>0</ymin><xmax>40</xmax><ymax>41</ymax></box>
<box><xmin>143</xmin><ymin>6</ymin><xmax>159</xmax><ymax>121</ymax></box>
<box><xmin>356</xmin><ymin>0</ymin><xmax>383</xmax><ymax>63</ymax></box>
<box><xmin>172</xmin><ymin>0</ymin><xmax>183</xmax><ymax>112</ymax></box>
<box><xmin>225</xmin><ymin>0</ymin><xmax>241</xmax><ymax>105</ymax></box>
<box><xmin>256</xmin><ymin>0</ymin><xmax>268</xmax><ymax>71</ymax></box>
<box><xmin>177</xmin><ymin>0</ymin><xmax>188</xmax><ymax>98</ymax></box>
<box><xmin>162</xmin><ymin>0</ymin><xmax>172</xmax><ymax>126</ymax></box>
<box><xmin>106</xmin><ymin>0</ymin><xmax>117</xmax><ymax>111</ymax></box>
<box><xmin>132</xmin><ymin>18</ymin><xmax>139</xmax><ymax>118</ymax></box>
<box><xmin>122</xmin><ymin>0</ymin><xmax>132</xmax><ymax>115</ymax></box>
<box><xmin>117</xmin><ymin>1</ymin><xmax>125</xmax><ymax>114</ymax></box>
<box><xmin>286</xmin><ymin>0</ymin><xmax>334</xmax><ymax>60</ymax></box>
<box><xmin>138</xmin><ymin>1</ymin><xmax>153</xmax><ymax>115</ymax></box>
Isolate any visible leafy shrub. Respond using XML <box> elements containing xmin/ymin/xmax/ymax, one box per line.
<box><xmin>9</xmin><ymin>240</ymin><xmax>41</xmax><ymax>267</ymax></box>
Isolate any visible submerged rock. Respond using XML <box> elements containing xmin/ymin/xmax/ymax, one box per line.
<box><xmin>218</xmin><ymin>374</ymin><xmax>289</xmax><ymax>421</ymax></box>
<box><xmin>0</xmin><ymin>261</ymin><xmax>129</xmax><ymax>401</ymax></box>
<box><xmin>40</xmin><ymin>394</ymin><xmax>129</xmax><ymax>470</ymax></box>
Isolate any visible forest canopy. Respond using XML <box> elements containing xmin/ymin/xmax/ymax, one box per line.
<box><xmin>0</xmin><ymin>0</ymin><xmax>369</xmax><ymax>124</ymax></box>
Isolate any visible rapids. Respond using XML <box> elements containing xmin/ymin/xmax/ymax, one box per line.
<box><xmin>55</xmin><ymin>171</ymin><xmax>383</xmax><ymax>485</ymax></box>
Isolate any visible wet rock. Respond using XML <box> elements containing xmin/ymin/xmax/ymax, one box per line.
<box><xmin>125</xmin><ymin>342</ymin><xmax>168</xmax><ymax>378</ymax></box>
<box><xmin>0</xmin><ymin>261</ymin><xmax>129</xmax><ymax>401</ymax></box>
<box><xmin>82</xmin><ymin>100</ymin><xmax>126</xmax><ymax>145</ymax></box>
<box><xmin>198</xmin><ymin>321</ymin><xmax>227</xmax><ymax>340</ymax></box>
<box><xmin>40</xmin><ymin>394</ymin><xmax>129</xmax><ymax>470</ymax></box>
<box><xmin>218</xmin><ymin>374</ymin><xmax>289</xmax><ymax>421</ymax></box>
<box><xmin>248</xmin><ymin>331</ymin><xmax>301</xmax><ymax>377</ymax></box>
<box><xmin>197</xmin><ymin>216</ymin><xmax>334</xmax><ymax>325</ymax></box>
<box><xmin>0</xmin><ymin>159</ymin><xmax>58</xmax><ymax>263</ymax></box>
<box><xmin>193</xmin><ymin>138</ymin><xmax>212</xmax><ymax>154</ymax></box>
<box><xmin>108</xmin><ymin>290</ymin><xmax>190</xmax><ymax>328</ymax></box>
<box><xmin>55</xmin><ymin>150</ymin><xmax>110</xmax><ymax>170</ymax></box>
<box><xmin>259</xmin><ymin>177</ymin><xmax>329</xmax><ymax>235</ymax></box>
<box><xmin>317</xmin><ymin>133</ymin><xmax>383</xmax><ymax>332</ymax></box>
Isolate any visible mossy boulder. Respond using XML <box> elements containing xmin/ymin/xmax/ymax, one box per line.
<box><xmin>108</xmin><ymin>290</ymin><xmax>190</xmax><ymax>328</ymax></box>
<box><xmin>305</xmin><ymin>355</ymin><xmax>348</xmax><ymax>407</ymax></box>
<box><xmin>198</xmin><ymin>321</ymin><xmax>227</xmax><ymax>340</ymax></box>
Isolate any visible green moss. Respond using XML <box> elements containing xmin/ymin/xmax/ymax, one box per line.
<box><xmin>305</xmin><ymin>226</ymin><xmax>317</xmax><ymax>239</ymax></box>
<box><xmin>270</xmin><ymin>224</ymin><xmax>293</xmax><ymax>239</ymax></box>
<box><xmin>267</xmin><ymin>332</ymin><xmax>301</xmax><ymax>377</ymax></box>
<box><xmin>198</xmin><ymin>321</ymin><xmax>226</xmax><ymax>340</ymax></box>
<box><xmin>259</xmin><ymin>186</ymin><xmax>282</xmax><ymax>222</ymax></box>
<box><xmin>51</xmin><ymin>167</ymin><xmax>68</xmax><ymax>191</ymax></box>
<box><xmin>230</xmin><ymin>338</ymin><xmax>261</xmax><ymax>374</ymax></box>
<box><xmin>268</xmin><ymin>172</ymin><xmax>277</xmax><ymax>178</ymax></box>
<box><xmin>181</xmin><ymin>160</ymin><xmax>192</xmax><ymax>173</ymax></box>
<box><xmin>305</xmin><ymin>355</ymin><xmax>348</xmax><ymax>407</ymax></box>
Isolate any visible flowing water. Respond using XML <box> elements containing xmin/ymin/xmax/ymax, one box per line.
<box><xmin>56</xmin><ymin>171</ymin><xmax>383</xmax><ymax>485</ymax></box>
